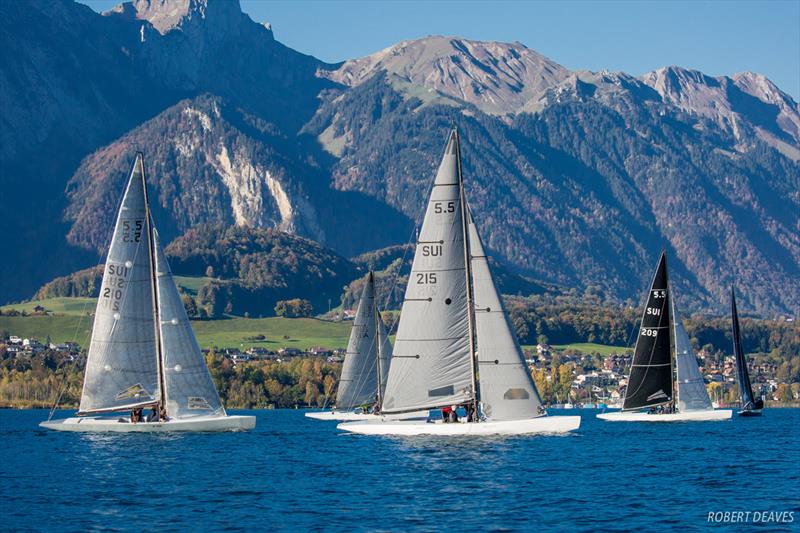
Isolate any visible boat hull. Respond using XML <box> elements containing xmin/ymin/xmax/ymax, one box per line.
<box><xmin>305</xmin><ymin>410</ymin><xmax>429</xmax><ymax>421</ymax></box>
<box><xmin>39</xmin><ymin>415</ymin><xmax>255</xmax><ymax>432</ymax></box>
<box><xmin>337</xmin><ymin>415</ymin><xmax>581</xmax><ymax>436</ymax></box>
<box><xmin>596</xmin><ymin>409</ymin><xmax>732</xmax><ymax>422</ymax></box>
<box><xmin>737</xmin><ymin>409</ymin><xmax>763</xmax><ymax>417</ymax></box>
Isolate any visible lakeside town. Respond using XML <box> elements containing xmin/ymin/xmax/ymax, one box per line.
<box><xmin>2</xmin><ymin>326</ymin><xmax>796</xmax><ymax>409</ymax></box>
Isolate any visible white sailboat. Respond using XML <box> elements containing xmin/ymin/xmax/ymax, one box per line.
<box><xmin>41</xmin><ymin>154</ymin><xmax>254</xmax><ymax>432</ymax></box>
<box><xmin>306</xmin><ymin>273</ymin><xmax>426</xmax><ymax>421</ymax></box>
<box><xmin>338</xmin><ymin>130</ymin><xmax>580</xmax><ymax>436</ymax></box>
<box><xmin>597</xmin><ymin>253</ymin><xmax>731</xmax><ymax>422</ymax></box>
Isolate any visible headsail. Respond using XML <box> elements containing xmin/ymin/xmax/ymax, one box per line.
<box><xmin>79</xmin><ymin>154</ymin><xmax>160</xmax><ymax>414</ymax></box>
<box><xmin>337</xmin><ymin>273</ymin><xmax>381</xmax><ymax>410</ymax></box>
<box><xmin>673</xmin><ymin>299</ymin><xmax>712</xmax><ymax>412</ymax></box>
<box><xmin>622</xmin><ymin>251</ymin><xmax>673</xmax><ymax>411</ymax></box>
<box><xmin>154</xmin><ymin>230</ymin><xmax>225</xmax><ymax>419</ymax></box>
<box><xmin>731</xmin><ymin>287</ymin><xmax>760</xmax><ymax>409</ymax></box>
<box><xmin>381</xmin><ymin>130</ymin><xmax>473</xmax><ymax>413</ymax></box>
<box><xmin>468</xmin><ymin>210</ymin><xmax>544</xmax><ymax>421</ymax></box>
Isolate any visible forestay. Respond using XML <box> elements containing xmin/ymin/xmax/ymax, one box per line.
<box><xmin>154</xmin><ymin>230</ymin><xmax>225</xmax><ymax>419</ymax></box>
<box><xmin>79</xmin><ymin>155</ymin><xmax>159</xmax><ymax>414</ymax></box>
<box><xmin>673</xmin><ymin>299</ymin><xmax>712</xmax><ymax>412</ymax></box>
<box><xmin>337</xmin><ymin>273</ymin><xmax>381</xmax><ymax>410</ymax></box>
<box><xmin>623</xmin><ymin>252</ymin><xmax>673</xmax><ymax>411</ymax></box>
<box><xmin>381</xmin><ymin>131</ymin><xmax>473</xmax><ymax>413</ymax></box>
<box><xmin>468</xmin><ymin>211</ymin><xmax>544</xmax><ymax>421</ymax></box>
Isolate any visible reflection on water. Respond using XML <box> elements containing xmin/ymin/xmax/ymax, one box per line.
<box><xmin>3</xmin><ymin>408</ymin><xmax>799</xmax><ymax>531</ymax></box>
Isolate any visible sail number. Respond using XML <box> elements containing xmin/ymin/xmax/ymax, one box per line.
<box><xmin>421</xmin><ymin>244</ymin><xmax>442</xmax><ymax>257</ymax></box>
<box><xmin>646</xmin><ymin>307</ymin><xmax>661</xmax><ymax>316</ymax></box>
<box><xmin>652</xmin><ymin>290</ymin><xmax>666</xmax><ymax>298</ymax></box>
<box><xmin>122</xmin><ymin>219</ymin><xmax>143</xmax><ymax>242</ymax></box>
<box><xmin>433</xmin><ymin>201</ymin><xmax>456</xmax><ymax>214</ymax></box>
<box><xmin>640</xmin><ymin>328</ymin><xmax>659</xmax><ymax>337</ymax></box>
<box><xmin>416</xmin><ymin>273</ymin><xmax>437</xmax><ymax>284</ymax></box>
<box><xmin>101</xmin><ymin>263</ymin><xmax>129</xmax><ymax>312</ymax></box>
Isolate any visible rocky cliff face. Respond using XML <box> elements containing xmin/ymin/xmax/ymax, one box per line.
<box><xmin>1</xmin><ymin>1</ymin><xmax>798</xmax><ymax>316</ymax></box>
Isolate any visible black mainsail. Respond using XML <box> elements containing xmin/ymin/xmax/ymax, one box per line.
<box><xmin>731</xmin><ymin>286</ymin><xmax>763</xmax><ymax>413</ymax></box>
<box><xmin>622</xmin><ymin>251</ymin><xmax>673</xmax><ymax>411</ymax></box>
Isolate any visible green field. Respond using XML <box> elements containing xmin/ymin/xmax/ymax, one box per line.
<box><xmin>1</xmin><ymin>297</ymin><xmax>97</xmax><ymax>316</ymax></box>
<box><xmin>191</xmin><ymin>317</ymin><xmax>350</xmax><ymax>350</ymax></box>
<box><xmin>551</xmin><ymin>343</ymin><xmax>631</xmax><ymax>356</ymax></box>
<box><xmin>0</xmin><ymin>315</ymin><xmax>94</xmax><ymax>346</ymax></box>
<box><xmin>0</xmin><ymin>314</ymin><xmax>351</xmax><ymax>351</ymax></box>
<box><xmin>173</xmin><ymin>276</ymin><xmax>213</xmax><ymax>296</ymax></box>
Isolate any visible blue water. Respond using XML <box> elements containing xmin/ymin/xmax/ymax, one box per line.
<box><xmin>1</xmin><ymin>409</ymin><xmax>798</xmax><ymax>532</ymax></box>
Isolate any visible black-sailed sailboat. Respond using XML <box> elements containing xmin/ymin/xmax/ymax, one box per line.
<box><xmin>731</xmin><ymin>286</ymin><xmax>764</xmax><ymax>416</ymax></box>
<box><xmin>597</xmin><ymin>252</ymin><xmax>731</xmax><ymax>422</ymax></box>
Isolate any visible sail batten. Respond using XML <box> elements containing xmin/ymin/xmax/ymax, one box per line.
<box><xmin>381</xmin><ymin>131</ymin><xmax>474</xmax><ymax>414</ymax></box>
<box><xmin>79</xmin><ymin>154</ymin><xmax>160</xmax><ymax>414</ymax></box>
<box><xmin>468</xmin><ymin>209</ymin><xmax>544</xmax><ymax>420</ymax></box>
<box><xmin>622</xmin><ymin>252</ymin><xmax>674</xmax><ymax>411</ymax></box>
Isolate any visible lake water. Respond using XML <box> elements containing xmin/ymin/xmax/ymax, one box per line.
<box><xmin>1</xmin><ymin>409</ymin><xmax>798</xmax><ymax>532</ymax></box>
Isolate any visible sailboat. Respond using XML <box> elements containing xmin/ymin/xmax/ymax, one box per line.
<box><xmin>338</xmin><ymin>130</ymin><xmax>580</xmax><ymax>436</ymax></box>
<box><xmin>41</xmin><ymin>154</ymin><xmax>255</xmax><ymax>432</ymax></box>
<box><xmin>306</xmin><ymin>272</ymin><xmax>424</xmax><ymax>421</ymax></box>
<box><xmin>597</xmin><ymin>252</ymin><xmax>731</xmax><ymax>422</ymax></box>
<box><xmin>731</xmin><ymin>286</ymin><xmax>764</xmax><ymax>416</ymax></box>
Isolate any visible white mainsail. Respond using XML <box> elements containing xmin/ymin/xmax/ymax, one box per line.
<box><xmin>154</xmin><ymin>230</ymin><xmax>225</xmax><ymax>419</ymax></box>
<box><xmin>337</xmin><ymin>273</ymin><xmax>381</xmax><ymax>410</ymax></box>
<box><xmin>79</xmin><ymin>154</ymin><xmax>160</xmax><ymax>414</ymax></box>
<box><xmin>673</xmin><ymin>299</ymin><xmax>713</xmax><ymax>412</ymax></box>
<box><xmin>468</xmin><ymin>210</ymin><xmax>544</xmax><ymax>421</ymax></box>
<box><xmin>381</xmin><ymin>131</ymin><xmax>474</xmax><ymax>413</ymax></box>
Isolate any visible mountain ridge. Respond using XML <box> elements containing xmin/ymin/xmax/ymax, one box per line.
<box><xmin>1</xmin><ymin>0</ymin><xmax>798</xmax><ymax>317</ymax></box>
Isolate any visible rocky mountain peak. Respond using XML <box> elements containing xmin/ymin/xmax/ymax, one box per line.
<box><xmin>131</xmin><ymin>0</ymin><xmax>256</xmax><ymax>36</ymax></box>
<box><xmin>321</xmin><ymin>36</ymin><xmax>570</xmax><ymax>115</ymax></box>
<box><xmin>641</xmin><ymin>66</ymin><xmax>800</xmax><ymax>159</ymax></box>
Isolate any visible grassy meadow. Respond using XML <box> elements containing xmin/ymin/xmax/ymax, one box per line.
<box><xmin>0</xmin><ymin>296</ymin><xmax>352</xmax><ymax>351</ymax></box>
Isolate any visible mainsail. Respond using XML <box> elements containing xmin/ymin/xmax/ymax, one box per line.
<box><xmin>673</xmin><ymin>299</ymin><xmax>712</xmax><ymax>412</ymax></box>
<box><xmin>623</xmin><ymin>251</ymin><xmax>673</xmax><ymax>411</ymax></box>
<box><xmin>154</xmin><ymin>230</ymin><xmax>225</xmax><ymax>418</ymax></box>
<box><xmin>731</xmin><ymin>287</ymin><xmax>760</xmax><ymax>409</ymax></box>
<box><xmin>381</xmin><ymin>131</ymin><xmax>474</xmax><ymax>413</ymax></box>
<box><xmin>337</xmin><ymin>273</ymin><xmax>381</xmax><ymax>410</ymax></box>
<box><xmin>79</xmin><ymin>154</ymin><xmax>160</xmax><ymax>414</ymax></box>
<box><xmin>468</xmin><ymin>210</ymin><xmax>544</xmax><ymax>421</ymax></box>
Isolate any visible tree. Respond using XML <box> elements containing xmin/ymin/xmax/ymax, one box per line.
<box><xmin>274</xmin><ymin>299</ymin><xmax>313</xmax><ymax>318</ymax></box>
<box><xmin>182</xmin><ymin>295</ymin><xmax>198</xmax><ymax>318</ymax></box>
<box><xmin>537</xmin><ymin>334</ymin><xmax>549</xmax><ymax>346</ymax></box>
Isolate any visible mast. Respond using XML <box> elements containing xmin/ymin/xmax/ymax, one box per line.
<box><xmin>454</xmin><ymin>129</ymin><xmax>480</xmax><ymax>417</ymax></box>
<box><xmin>141</xmin><ymin>152</ymin><xmax>167</xmax><ymax>418</ymax></box>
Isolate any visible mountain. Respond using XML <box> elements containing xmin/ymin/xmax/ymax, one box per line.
<box><xmin>1</xmin><ymin>0</ymin><xmax>798</xmax><ymax>317</ymax></box>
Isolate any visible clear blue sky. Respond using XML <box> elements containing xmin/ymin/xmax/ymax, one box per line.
<box><xmin>82</xmin><ymin>0</ymin><xmax>800</xmax><ymax>99</ymax></box>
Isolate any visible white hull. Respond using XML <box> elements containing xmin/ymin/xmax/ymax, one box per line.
<box><xmin>40</xmin><ymin>415</ymin><xmax>255</xmax><ymax>432</ymax></box>
<box><xmin>305</xmin><ymin>410</ymin><xmax>429</xmax><ymax>421</ymax></box>
<box><xmin>596</xmin><ymin>409</ymin><xmax>732</xmax><ymax>422</ymax></box>
<box><xmin>337</xmin><ymin>415</ymin><xmax>581</xmax><ymax>436</ymax></box>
